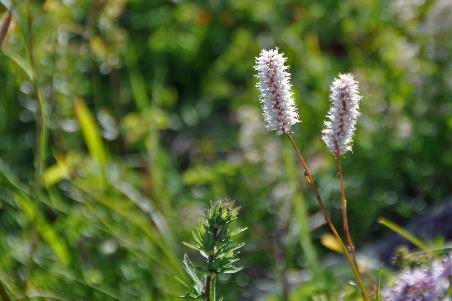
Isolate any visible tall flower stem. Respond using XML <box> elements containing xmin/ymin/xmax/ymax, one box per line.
<box><xmin>336</xmin><ymin>147</ymin><xmax>358</xmax><ymax>268</ymax></box>
<box><xmin>286</xmin><ymin>133</ymin><xmax>369</xmax><ymax>301</ymax></box>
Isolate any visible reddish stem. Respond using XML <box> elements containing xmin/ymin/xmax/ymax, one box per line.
<box><xmin>335</xmin><ymin>147</ymin><xmax>358</xmax><ymax>268</ymax></box>
<box><xmin>286</xmin><ymin>133</ymin><xmax>369</xmax><ymax>301</ymax></box>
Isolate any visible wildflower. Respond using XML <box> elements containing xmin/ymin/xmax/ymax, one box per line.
<box><xmin>254</xmin><ymin>48</ymin><xmax>300</xmax><ymax>135</ymax></box>
<box><xmin>322</xmin><ymin>73</ymin><xmax>362</xmax><ymax>156</ymax></box>
<box><xmin>383</xmin><ymin>254</ymin><xmax>452</xmax><ymax>301</ymax></box>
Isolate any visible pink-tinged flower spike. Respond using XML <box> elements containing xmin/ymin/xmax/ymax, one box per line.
<box><xmin>322</xmin><ymin>73</ymin><xmax>362</xmax><ymax>156</ymax></box>
<box><xmin>255</xmin><ymin>48</ymin><xmax>300</xmax><ymax>135</ymax></box>
<box><xmin>254</xmin><ymin>54</ymin><xmax>369</xmax><ymax>300</ymax></box>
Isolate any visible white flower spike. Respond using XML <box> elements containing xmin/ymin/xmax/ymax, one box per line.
<box><xmin>254</xmin><ymin>48</ymin><xmax>300</xmax><ymax>135</ymax></box>
<box><xmin>322</xmin><ymin>73</ymin><xmax>362</xmax><ymax>156</ymax></box>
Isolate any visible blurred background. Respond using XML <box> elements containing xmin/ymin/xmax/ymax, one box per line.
<box><xmin>0</xmin><ymin>0</ymin><xmax>451</xmax><ymax>300</ymax></box>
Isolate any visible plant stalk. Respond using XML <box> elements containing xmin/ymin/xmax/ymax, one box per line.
<box><xmin>27</xmin><ymin>1</ymin><xmax>47</xmax><ymax>177</ymax></box>
<box><xmin>205</xmin><ymin>251</ymin><xmax>215</xmax><ymax>301</ymax></box>
<box><xmin>205</xmin><ymin>274</ymin><xmax>212</xmax><ymax>301</ymax></box>
<box><xmin>286</xmin><ymin>133</ymin><xmax>369</xmax><ymax>301</ymax></box>
<box><xmin>335</xmin><ymin>147</ymin><xmax>358</xmax><ymax>268</ymax></box>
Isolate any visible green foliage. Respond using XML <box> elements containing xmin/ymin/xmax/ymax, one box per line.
<box><xmin>178</xmin><ymin>254</ymin><xmax>205</xmax><ymax>300</ymax></box>
<box><xmin>378</xmin><ymin>217</ymin><xmax>430</xmax><ymax>252</ymax></box>
<box><xmin>0</xmin><ymin>0</ymin><xmax>450</xmax><ymax>299</ymax></box>
<box><xmin>376</xmin><ymin>268</ymin><xmax>383</xmax><ymax>301</ymax></box>
<box><xmin>180</xmin><ymin>200</ymin><xmax>245</xmax><ymax>300</ymax></box>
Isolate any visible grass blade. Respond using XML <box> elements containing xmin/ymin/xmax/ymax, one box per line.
<box><xmin>74</xmin><ymin>97</ymin><xmax>108</xmax><ymax>173</ymax></box>
<box><xmin>378</xmin><ymin>217</ymin><xmax>429</xmax><ymax>252</ymax></box>
<box><xmin>0</xmin><ymin>279</ymin><xmax>11</xmax><ymax>301</ymax></box>
<box><xmin>376</xmin><ymin>267</ymin><xmax>383</xmax><ymax>301</ymax></box>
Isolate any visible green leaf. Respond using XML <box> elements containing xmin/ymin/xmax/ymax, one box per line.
<box><xmin>124</xmin><ymin>45</ymin><xmax>149</xmax><ymax>112</ymax></box>
<box><xmin>77</xmin><ymin>184</ymin><xmax>182</xmax><ymax>276</ymax></box>
<box><xmin>199</xmin><ymin>250</ymin><xmax>209</xmax><ymax>259</ymax></box>
<box><xmin>74</xmin><ymin>97</ymin><xmax>108</xmax><ymax>173</ymax></box>
<box><xmin>216</xmin><ymin>242</ymin><xmax>245</xmax><ymax>256</ymax></box>
<box><xmin>376</xmin><ymin>267</ymin><xmax>383</xmax><ymax>301</ymax></box>
<box><xmin>175</xmin><ymin>276</ymin><xmax>190</xmax><ymax>289</ymax></box>
<box><xmin>222</xmin><ymin>266</ymin><xmax>243</xmax><ymax>274</ymax></box>
<box><xmin>378</xmin><ymin>217</ymin><xmax>429</xmax><ymax>252</ymax></box>
<box><xmin>230</xmin><ymin>227</ymin><xmax>247</xmax><ymax>236</ymax></box>
<box><xmin>182</xmin><ymin>254</ymin><xmax>204</xmax><ymax>294</ymax></box>
<box><xmin>182</xmin><ymin>242</ymin><xmax>201</xmax><ymax>251</ymax></box>
<box><xmin>42</xmin><ymin>163</ymin><xmax>69</xmax><ymax>187</ymax></box>
<box><xmin>1</xmin><ymin>47</ymin><xmax>33</xmax><ymax>79</ymax></box>
<box><xmin>0</xmin><ymin>277</ymin><xmax>11</xmax><ymax>301</ymax></box>
<box><xmin>15</xmin><ymin>194</ymin><xmax>71</xmax><ymax>266</ymax></box>
<box><xmin>0</xmin><ymin>159</ymin><xmax>70</xmax><ymax>266</ymax></box>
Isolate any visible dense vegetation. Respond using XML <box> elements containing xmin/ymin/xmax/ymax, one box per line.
<box><xmin>0</xmin><ymin>0</ymin><xmax>451</xmax><ymax>300</ymax></box>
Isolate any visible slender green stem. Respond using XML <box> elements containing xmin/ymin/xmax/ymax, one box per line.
<box><xmin>27</xmin><ymin>0</ymin><xmax>47</xmax><ymax>177</ymax></box>
<box><xmin>204</xmin><ymin>271</ymin><xmax>215</xmax><ymax>301</ymax></box>
<box><xmin>212</xmin><ymin>275</ymin><xmax>216</xmax><ymax>301</ymax></box>
<box><xmin>286</xmin><ymin>133</ymin><xmax>369</xmax><ymax>301</ymax></box>
<box><xmin>205</xmin><ymin>251</ymin><xmax>215</xmax><ymax>300</ymax></box>
<box><xmin>205</xmin><ymin>274</ymin><xmax>212</xmax><ymax>301</ymax></box>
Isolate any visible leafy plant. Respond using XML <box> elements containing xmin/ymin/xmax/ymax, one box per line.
<box><xmin>178</xmin><ymin>200</ymin><xmax>246</xmax><ymax>301</ymax></box>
